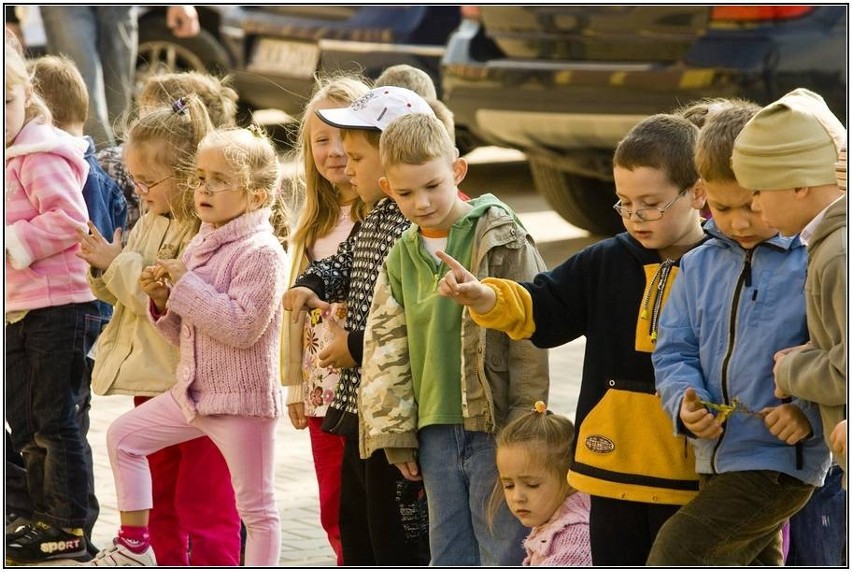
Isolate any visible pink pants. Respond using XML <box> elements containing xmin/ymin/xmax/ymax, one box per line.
<box><xmin>133</xmin><ymin>396</ymin><xmax>240</xmax><ymax>566</ymax></box>
<box><xmin>108</xmin><ymin>391</ymin><xmax>280</xmax><ymax>566</ymax></box>
<box><xmin>308</xmin><ymin>416</ymin><xmax>344</xmax><ymax>565</ymax></box>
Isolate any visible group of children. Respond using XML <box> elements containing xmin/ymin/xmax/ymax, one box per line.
<box><xmin>5</xmin><ymin>24</ymin><xmax>847</xmax><ymax>567</ymax></box>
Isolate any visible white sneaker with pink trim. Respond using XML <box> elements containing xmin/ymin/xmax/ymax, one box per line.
<box><xmin>81</xmin><ymin>538</ymin><xmax>156</xmax><ymax>566</ymax></box>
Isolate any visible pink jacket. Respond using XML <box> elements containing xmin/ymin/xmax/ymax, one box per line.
<box><xmin>523</xmin><ymin>492</ymin><xmax>592</xmax><ymax>566</ymax></box>
<box><xmin>150</xmin><ymin>208</ymin><xmax>289</xmax><ymax>421</ymax></box>
<box><xmin>5</xmin><ymin>119</ymin><xmax>94</xmax><ymax>311</ymax></box>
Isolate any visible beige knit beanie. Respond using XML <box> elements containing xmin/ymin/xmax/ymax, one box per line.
<box><xmin>731</xmin><ymin>88</ymin><xmax>846</xmax><ymax>191</ymax></box>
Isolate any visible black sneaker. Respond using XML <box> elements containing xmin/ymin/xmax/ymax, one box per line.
<box><xmin>5</xmin><ymin>517</ymin><xmax>32</xmax><ymax>543</ymax></box>
<box><xmin>5</xmin><ymin>521</ymin><xmax>87</xmax><ymax>564</ymax></box>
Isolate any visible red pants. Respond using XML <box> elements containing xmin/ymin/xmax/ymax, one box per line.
<box><xmin>308</xmin><ymin>416</ymin><xmax>345</xmax><ymax>565</ymax></box>
<box><xmin>134</xmin><ymin>396</ymin><xmax>241</xmax><ymax>566</ymax></box>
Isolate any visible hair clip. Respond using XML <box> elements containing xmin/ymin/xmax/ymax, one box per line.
<box><xmin>247</xmin><ymin>124</ymin><xmax>265</xmax><ymax>138</ymax></box>
<box><xmin>533</xmin><ymin>401</ymin><xmax>547</xmax><ymax>414</ymax></box>
<box><xmin>172</xmin><ymin>96</ymin><xmax>189</xmax><ymax>115</ymax></box>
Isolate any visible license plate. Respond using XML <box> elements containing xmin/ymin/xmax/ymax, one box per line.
<box><xmin>249</xmin><ymin>38</ymin><xmax>320</xmax><ymax>79</ymax></box>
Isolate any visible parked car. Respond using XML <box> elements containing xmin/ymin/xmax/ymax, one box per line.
<box><xmin>441</xmin><ymin>6</ymin><xmax>848</xmax><ymax>235</ymax></box>
<box><xmin>13</xmin><ymin>6</ymin><xmax>461</xmax><ymax>137</ymax></box>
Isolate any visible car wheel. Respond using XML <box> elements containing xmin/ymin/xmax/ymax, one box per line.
<box><xmin>136</xmin><ymin>17</ymin><xmax>231</xmax><ymax>96</ymax></box>
<box><xmin>528</xmin><ymin>158</ymin><xmax>623</xmax><ymax>236</ymax></box>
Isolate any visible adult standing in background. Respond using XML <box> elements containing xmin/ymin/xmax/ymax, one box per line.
<box><xmin>39</xmin><ymin>5</ymin><xmax>200</xmax><ymax>148</ymax></box>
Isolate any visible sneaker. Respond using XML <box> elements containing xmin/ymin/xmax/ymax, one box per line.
<box><xmin>81</xmin><ymin>538</ymin><xmax>156</xmax><ymax>566</ymax></box>
<box><xmin>5</xmin><ymin>517</ymin><xmax>32</xmax><ymax>543</ymax></box>
<box><xmin>5</xmin><ymin>521</ymin><xmax>87</xmax><ymax>564</ymax></box>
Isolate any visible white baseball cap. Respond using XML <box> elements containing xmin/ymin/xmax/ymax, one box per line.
<box><xmin>315</xmin><ymin>86</ymin><xmax>434</xmax><ymax>132</ymax></box>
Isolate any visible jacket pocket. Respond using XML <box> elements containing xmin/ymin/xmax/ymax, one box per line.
<box><xmin>571</xmin><ymin>378</ymin><xmax>699</xmax><ymax>503</ymax></box>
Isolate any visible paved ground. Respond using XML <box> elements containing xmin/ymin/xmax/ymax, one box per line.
<box><xmin>84</xmin><ymin>339</ymin><xmax>583</xmax><ymax>568</ymax></box>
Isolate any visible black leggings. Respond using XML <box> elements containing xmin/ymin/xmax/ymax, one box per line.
<box><xmin>337</xmin><ymin>436</ymin><xmax>430</xmax><ymax>565</ymax></box>
<box><xmin>589</xmin><ymin>495</ymin><xmax>680</xmax><ymax>565</ymax></box>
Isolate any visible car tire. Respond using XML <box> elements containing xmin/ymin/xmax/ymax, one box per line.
<box><xmin>136</xmin><ymin>17</ymin><xmax>231</xmax><ymax>92</ymax></box>
<box><xmin>528</xmin><ymin>158</ymin><xmax>623</xmax><ymax>236</ymax></box>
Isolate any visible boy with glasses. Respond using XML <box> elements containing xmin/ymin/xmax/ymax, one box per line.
<box><xmin>438</xmin><ymin>113</ymin><xmax>706</xmax><ymax>565</ymax></box>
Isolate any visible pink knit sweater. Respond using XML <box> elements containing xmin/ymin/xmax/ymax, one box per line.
<box><xmin>150</xmin><ymin>208</ymin><xmax>289</xmax><ymax>421</ymax></box>
<box><xmin>523</xmin><ymin>492</ymin><xmax>592</xmax><ymax>566</ymax></box>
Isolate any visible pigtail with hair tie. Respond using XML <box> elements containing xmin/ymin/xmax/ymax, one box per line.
<box><xmin>172</xmin><ymin>96</ymin><xmax>190</xmax><ymax>115</ymax></box>
<box><xmin>533</xmin><ymin>401</ymin><xmax>548</xmax><ymax>415</ymax></box>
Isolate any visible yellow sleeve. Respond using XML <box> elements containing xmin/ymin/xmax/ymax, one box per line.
<box><xmin>469</xmin><ymin>278</ymin><xmax>536</xmax><ymax>340</ymax></box>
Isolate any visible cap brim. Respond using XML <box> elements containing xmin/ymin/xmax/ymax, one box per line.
<box><xmin>315</xmin><ymin>108</ymin><xmax>381</xmax><ymax>131</ymax></box>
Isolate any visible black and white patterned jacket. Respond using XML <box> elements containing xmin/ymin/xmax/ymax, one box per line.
<box><xmin>294</xmin><ymin>197</ymin><xmax>410</xmax><ymax>436</ymax></box>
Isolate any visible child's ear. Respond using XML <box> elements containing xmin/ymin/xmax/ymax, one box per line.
<box><xmin>249</xmin><ymin>188</ymin><xmax>268</xmax><ymax>210</ymax></box>
<box><xmin>452</xmin><ymin>157</ymin><xmax>468</xmax><ymax>186</ymax></box>
<box><xmin>378</xmin><ymin>176</ymin><xmax>392</xmax><ymax>196</ymax></box>
<box><xmin>689</xmin><ymin>179</ymin><xmax>707</xmax><ymax>210</ymax></box>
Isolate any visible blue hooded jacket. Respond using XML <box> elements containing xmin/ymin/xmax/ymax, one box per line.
<box><xmin>653</xmin><ymin>220</ymin><xmax>829</xmax><ymax>486</ymax></box>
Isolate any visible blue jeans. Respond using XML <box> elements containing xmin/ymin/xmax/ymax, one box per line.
<box><xmin>418</xmin><ymin>424</ymin><xmax>528</xmax><ymax>566</ymax></box>
<box><xmin>787</xmin><ymin>464</ymin><xmax>847</xmax><ymax>565</ymax></box>
<box><xmin>40</xmin><ymin>6</ymin><xmax>137</xmax><ymax>147</ymax></box>
<box><xmin>6</xmin><ymin>302</ymin><xmax>101</xmax><ymax>530</ymax></box>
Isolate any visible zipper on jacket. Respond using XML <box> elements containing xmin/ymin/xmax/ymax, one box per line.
<box><xmin>711</xmin><ymin>248</ymin><xmax>752</xmax><ymax>473</ymax></box>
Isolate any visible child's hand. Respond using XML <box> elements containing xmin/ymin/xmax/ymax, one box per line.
<box><xmin>155</xmin><ymin>258</ymin><xmax>187</xmax><ymax>286</ymax></box>
<box><xmin>830</xmin><ymin>420</ymin><xmax>847</xmax><ymax>458</ymax></box>
<box><xmin>395</xmin><ymin>460</ymin><xmax>422</xmax><ymax>482</ymax></box>
<box><xmin>76</xmin><ymin>221</ymin><xmax>122</xmax><ymax>271</ymax></box>
<box><xmin>287</xmin><ymin>403</ymin><xmax>308</xmax><ymax>430</ymax></box>
<box><xmin>139</xmin><ymin>265</ymin><xmax>170</xmax><ymax>312</ymax></box>
<box><xmin>772</xmin><ymin>343</ymin><xmax>809</xmax><ymax>398</ymax></box>
<box><xmin>318</xmin><ymin>320</ymin><xmax>356</xmax><ymax>369</ymax></box>
<box><xmin>436</xmin><ymin>250</ymin><xmax>497</xmax><ymax>314</ymax></box>
<box><xmin>283</xmin><ymin>286</ymin><xmax>331</xmax><ymax>320</ymax></box>
<box><xmin>760</xmin><ymin>403</ymin><xmax>812</xmax><ymax>445</ymax></box>
<box><xmin>680</xmin><ymin>388</ymin><xmax>723</xmax><ymax>439</ymax></box>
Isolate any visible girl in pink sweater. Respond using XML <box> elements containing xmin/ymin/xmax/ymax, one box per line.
<box><xmin>87</xmin><ymin>126</ymin><xmax>289</xmax><ymax>566</ymax></box>
<box><xmin>496</xmin><ymin>402</ymin><xmax>593</xmax><ymax>566</ymax></box>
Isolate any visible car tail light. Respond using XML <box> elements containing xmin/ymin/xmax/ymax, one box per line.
<box><xmin>711</xmin><ymin>6</ymin><xmax>814</xmax><ymax>22</ymax></box>
<box><xmin>460</xmin><ymin>6</ymin><xmax>482</xmax><ymax>21</ymax></box>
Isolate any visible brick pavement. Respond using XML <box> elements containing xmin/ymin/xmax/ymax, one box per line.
<box><xmin>79</xmin><ymin>338</ymin><xmax>583</xmax><ymax>568</ymax></box>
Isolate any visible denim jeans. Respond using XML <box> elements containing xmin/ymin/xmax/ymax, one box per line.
<box><xmin>418</xmin><ymin>424</ymin><xmax>528</xmax><ymax>566</ymax></box>
<box><xmin>646</xmin><ymin>470</ymin><xmax>815</xmax><ymax>566</ymax></box>
<box><xmin>40</xmin><ymin>6</ymin><xmax>137</xmax><ymax>148</ymax></box>
<box><xmin>787</xmin><ymin>464</ymin><xmax>847</xmax><ymax>565</ymax></box>
<box><xmin>6</xmin><ymin>302</ymin><xmax>101</xmax><ymax>530</ymax></box>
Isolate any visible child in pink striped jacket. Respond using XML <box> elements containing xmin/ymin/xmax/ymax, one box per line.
<box><xmin>5</xmin><ymin>43</ymin><xmax>101</xmax><ymax>564</ymax></box>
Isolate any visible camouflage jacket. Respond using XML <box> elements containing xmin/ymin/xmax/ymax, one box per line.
<box><xmin>359</xmin><ymin>205</ymin><xmax>550</xmax><ymax>461</ymax></box>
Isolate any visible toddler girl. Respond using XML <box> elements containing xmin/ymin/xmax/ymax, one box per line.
<box><xmin>5</xmin><ymin>39</ymin><xmax>98</xmax><ymax>565</ymax></box>
<box><xmin>495</xmin><ymin>401</ymin><xmax>592</xmax><ymax>566</ymax></box>
<box><xmin>85</xmin><ymin>125</ymin><xmax>289</xmax><ymax>566</ymax></box>
<box><xmin>76</xmin><ymin>95</ymin><xmax>242</xmax><ymax>565</ymax></box>
<box><xmin>283</xmin><ymin>75</ymin><xmax>369</xmax><ymax>564</ymax></box>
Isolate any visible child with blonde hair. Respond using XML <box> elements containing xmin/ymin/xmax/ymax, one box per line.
<box><xmin>495</xmin><ymin>401</ymin><xmax>592</xmax><ymax>566</ymax></box>
<box><xmin>359</xmin><ymin>111</ymin><xmax>549</xmax><ymax>565</ymax></box>
<box><xmin>282</xmin><ymin>74</ymin><xmax>370</xmax><ymax>564</ymax></box>
<box><xmin>5</xmin><ymin>42</ymin><xmax>99</xmax><ymax>564</ymax></box>
<box><xmin>96</xmin><ymin>72</ymin><xmax>239</xmax><ymax>230</ymax></box>
<box><xmin>85</xmin><ymin>125</ymin><xmax>289</xmax><ymax>566</ymax></box>
<box><xmin>76</xmin><ymin>95</ymin><xmax>243</xmax><ymax>565</ymax></box>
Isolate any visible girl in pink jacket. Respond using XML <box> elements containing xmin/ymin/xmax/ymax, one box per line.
<box><xmin>86</xmin><ymin>126</ymin><xmax>289</xmax><ymax>566</ymax></box>
<box><xmin>495</xmin><ymin>402</ymin><xmax>593</xmax><ymax>566</ymax></box>
<box><xmin>5</xmin><ymin>43</ymin><xmax>100</xmax><ymax>565</ymax></box>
